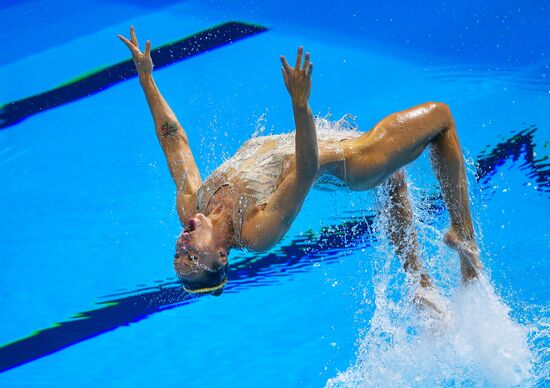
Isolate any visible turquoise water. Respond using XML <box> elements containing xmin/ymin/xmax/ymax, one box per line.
<box><xmin>0</xmin><ymin>1</ymin><xmax>548</xmax><ymax>386</ymax></box>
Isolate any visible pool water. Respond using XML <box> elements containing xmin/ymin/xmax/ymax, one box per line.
<box><xmin>0</xmin><ymin>1</ymin><xmax>548</xmax><ymax>386</ymax></box>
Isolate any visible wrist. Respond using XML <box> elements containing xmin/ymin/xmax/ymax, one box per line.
<box><xmin>139</xmin><ymin>73</ymin><xmax>153</xmax><ymax>86</ymax></box>
<box><xmin>291</xmin><ymin>98</ymin><xmax>308</xmax><ymax>109</ymax></box>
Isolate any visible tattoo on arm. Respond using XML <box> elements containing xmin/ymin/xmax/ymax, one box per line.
<box><xmin>160</xmin><ymin>121</ymin><xmax>179</xmax><ymax>137</ymax></box>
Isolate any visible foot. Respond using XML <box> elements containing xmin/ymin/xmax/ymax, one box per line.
<box><xmin>444</xmin><ymin>228</ymin><xmax>482</xmax><ymax>282</ymax></box>
<box><xmin>413</xmin><ymin>284</ymin><xmax>448</xmax><ymax>322</ymax></box>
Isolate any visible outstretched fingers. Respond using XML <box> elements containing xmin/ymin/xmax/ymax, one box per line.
<box><xmin>280</xmin><ymin>55</ymin><xmax>291</xmax><ymax>69</ymax></box>
<box><xmin>281</xmin><ymin>67</ymin><xmax>289</xmax><ymax>84</ymax></box>
<box><xmin>118</xmin><ymin>35</ymin><xmax>139</xmax><ymax>54</ymax></box>
<box><xmin>280</xmin><ymin>55</ymin><xmax>292</xmax><ymax>82</ymax></box>
<box><xmin>307</xmin><ymin>62</ymin><xmax>313</xmax><ymax>76</ymax></box>
<box><xmin>280</xmin><ymin>48</ymin><xmax>313</xmax><ymax>84</ymax></box>
<box><xmin>295</xmin><ymin>46</ymin><xmax>303</xmax><ymax>70</ymax></box>
<box><xmin>303</xmin><ymin>52</ymin><xmax>310</xmax><ymax>72</ymax></box>
<box><xmin>130</xmin><ymin>25</ymin><xmax>139</xmax><ymax>48</ymax></box>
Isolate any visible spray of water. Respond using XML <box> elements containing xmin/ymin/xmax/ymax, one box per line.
<box><xmin>207</xmin><ymin>113</ymin><xmax>543</xmax><ymax>385</ymax></box>
<box><xmin>325</xmin><ymin>160</ymin><xmax>537</xmax><ymax>387</ymax></box>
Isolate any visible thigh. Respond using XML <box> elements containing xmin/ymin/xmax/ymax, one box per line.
<box><xmin>341</xmin><ymin>102</ymin><xmax>450</xmax><ymax>190</ymax></box>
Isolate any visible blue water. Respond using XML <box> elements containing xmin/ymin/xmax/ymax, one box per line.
<box><xmin>1</xmin><ymin>1</ymin><xmax>549</xmax><ymax>386</ymax></box>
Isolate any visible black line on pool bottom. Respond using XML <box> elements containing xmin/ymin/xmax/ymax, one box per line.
<box><xmin>0</xmin><ymin>21</ymin><xmax>267</xmax><ymax>130</ymax></box>
<box><xmin>0</xmin><ymin>216</ymin><xmax>374</xmax><ymax>374</ymax></box>
<box><xmin>476</xmin><ymin>125</ymin><xmax>550</xmax><ymax>195</ymax></box>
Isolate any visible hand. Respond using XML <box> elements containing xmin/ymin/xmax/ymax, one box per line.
<box><xmin>118</xmin><ymin>26</ymin><xmax>153</xmax><ymax>76</ymax></box>
<box><xmin>280</xmin><ymin>47</ymin><xmax>313</xmax><ymax>107</ymax></box>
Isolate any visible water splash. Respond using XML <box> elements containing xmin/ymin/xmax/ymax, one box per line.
<box><xmin>327</xmin><ymin>174</ymin><xmax>536</xmax><ymax>387</ymax></box>
<box><xmin>251</xmin><ymin>109</ymin><xmax>272</xmax><ymax>138</ymax></box>
<box><xmin>327</xmin><ymin>276</ymin><xmax>533</xmax><ymax>387</ymax></box>
<box><xmin>315</xmin><ymin>114</ymin><xmax>360</xmax><ymax>139</ymax></box>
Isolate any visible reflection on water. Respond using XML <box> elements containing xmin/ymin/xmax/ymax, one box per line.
<box><xmin>476</xmin><ymin>125</ymin><xmax>550</xmax><ymax>197</ymax></box>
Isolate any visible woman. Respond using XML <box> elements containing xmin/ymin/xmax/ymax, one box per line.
<box><xmin>118</xmin><ymin>27</ymin><xmax>481</xmax><ymax>296</ymax></box>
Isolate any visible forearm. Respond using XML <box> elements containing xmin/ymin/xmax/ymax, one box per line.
<box><xmin>138</xmin><ymin>74</ymin><xmax>201</xmax><ymax>194</ymax></box>
<box><xmin>293</xmin><ymin>102</ymin><xmax>318</xmax><ymax>181</ymax></box>
<box><xmin>139</xmin><ymin>74</ymin><xmax>188</xmax><ymax>144</ymax></box>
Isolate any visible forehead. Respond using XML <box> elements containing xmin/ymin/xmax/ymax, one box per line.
<box><xmin>178</xmin><ymin>269</ymin><xmax>209</xmax><ymax>285</ymax></box>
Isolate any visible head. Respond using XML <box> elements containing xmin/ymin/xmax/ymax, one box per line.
<box><xmin>174</xmin><ymin>213</ymin><xmax>229</xmax><ymax>295</ymax></box>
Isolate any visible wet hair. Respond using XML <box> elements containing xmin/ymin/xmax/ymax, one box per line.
<box><xmin>177</xmin><ymin>263</ymin><xmax>228</xmax><ymax>296</ymax></box>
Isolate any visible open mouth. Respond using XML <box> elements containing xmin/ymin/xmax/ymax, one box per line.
<box><xmin>176</xmin><ymin>218</ymin><xmax>197</xmax><ymax>257</ymax></box>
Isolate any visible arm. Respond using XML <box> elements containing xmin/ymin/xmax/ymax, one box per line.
<box><xmin>118</xmin><ymin>26</ymin><xmax>201</xmax><ymax>225</ymax></box>
<box><xmin>241</xmin><ymin>47</ymin><xmax>318</xmax><ymax>250</ymax></box>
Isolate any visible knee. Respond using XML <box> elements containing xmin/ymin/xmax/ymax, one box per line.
<box><xmin>433</xmin><ymin>101</ymin><xmax>452</xmax><ymax>115</ymax></box>
<box><xmin>428</xmin><ymin>102</ymin><xmax>454</xmax><ymax>127</ymax></box>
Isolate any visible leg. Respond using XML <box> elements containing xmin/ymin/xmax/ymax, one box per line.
<box><xmin>382</xmin><ymin>171</ymin><xmax>448</xmax><ymax>315</ymax></box>
<box><xmin>380</xmin><ymin>171</ymin><xmax>431</xmax><ymax>288</ymax></box>
<box><xmin>429</xmin><ymin>109</ymin><xmax>482</xmax><ymax>282</ymax></box>
<box><xmin>340</xmin><ymin>102</ymin><xmax>481</xmax><ymax>282</ymax></box>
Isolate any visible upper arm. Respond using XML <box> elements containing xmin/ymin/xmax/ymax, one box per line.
<box><xmin>241</xmin><ymin>170</ymin><xmax>313</xmax><ymax>251</ymax></box>
<box><xmin>158</xmin><ymin>120</ymin><xmax>202</xmax><ymax>225</ymax></box>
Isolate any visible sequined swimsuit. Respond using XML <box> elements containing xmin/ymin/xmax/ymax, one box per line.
<box><xmin>196</xmin><ymin>130</ymin><xmax>361</xmax><ymax>246</ymax></box>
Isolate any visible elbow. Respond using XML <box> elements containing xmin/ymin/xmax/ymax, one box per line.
<box><xmin>296</xmin><ymin>149</ymin><xmax>320</xmax><ymax>183</ymax></box>
<box><xmin>159</xmin><ymin>130</ymin><xmax>189</xmax><ymax>150</ymax></box>
<box><xmin>297</xmin><ymin>161</ymin><xmax>319</xmax><ymax>183</ymax></box>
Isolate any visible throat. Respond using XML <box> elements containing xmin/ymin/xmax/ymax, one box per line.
<box><xmin>206</xmin><ymin>185</ymin><xmax>237</xmax><ymax>245</ymax></box>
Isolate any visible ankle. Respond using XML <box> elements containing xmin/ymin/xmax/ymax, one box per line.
<box><xmin>450</xmin><ymin>224</ymin><xmax>475</xmax><ymax>242</ymax></box>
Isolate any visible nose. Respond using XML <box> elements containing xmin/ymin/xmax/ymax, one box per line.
<box><xmin>179</xmin><ymin>229</ymin><xmax>191</xmax><ymax>241</ymax></box>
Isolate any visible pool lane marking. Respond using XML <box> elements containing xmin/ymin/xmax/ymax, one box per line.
<box><xmin>476</xmin><ymin>125</ymin><xmax>550</xmax><ymax>196</ymax></box>
<box><xmin>0</xmin><ymin>21</ymin><xmax>268</xmax><ymax>130</ymax></box>
<box><xmin>0</xmin><ymin>216</ymin><xmax>376</xmax><ymax>374</ymax></box>
<box><xmin>0</xmin><ymin>126</ymin><xmax>547</xmax><ymax>374</ymax></box>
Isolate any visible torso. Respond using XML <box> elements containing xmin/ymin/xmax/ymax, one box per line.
<box><xmin>196</xmin><ymin>127</ymin><xmax>362</xmax><ymax>247</ymax></box>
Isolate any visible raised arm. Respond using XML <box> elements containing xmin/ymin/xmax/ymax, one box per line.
<box><xmin>118</xmin><ymin>26</ymin><xmax>201</xmax><ymax>225</ymax></box>
<box><xmin>241</xmin><ymin>47</ymin><xmax>318</xmax><ymax>250</ymax></box>
<box><xmin>281</xmin><ymin>47</ymin><xmax>318</xmax><ymax>183</ymax></box>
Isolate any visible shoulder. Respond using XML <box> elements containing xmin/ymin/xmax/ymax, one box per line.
<box><xmin>238</xmin><ymin>203</ymin><xmax>288</xmax><ymax>252</ymax></box>
<box><xmin>238</xmin><ymin>203</ymin><xmax>267</xmax><ymax>250</ymax></box>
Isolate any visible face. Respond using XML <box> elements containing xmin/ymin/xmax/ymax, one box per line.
<box><xmin>173</xmin><ymin>213</ymin><xmax>224</xmax><ymax>280</ymax></box>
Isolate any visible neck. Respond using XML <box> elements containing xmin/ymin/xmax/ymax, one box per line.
<box><xmin>207</xmin><ymin>187</ymin><xmax>237</xmax><ymax>248</ymax></box>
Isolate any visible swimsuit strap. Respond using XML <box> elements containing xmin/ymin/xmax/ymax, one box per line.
<box><xmin>202</xmin><ymin>183</ymin><xmax>231</xmax><ymax>215</ymax></box>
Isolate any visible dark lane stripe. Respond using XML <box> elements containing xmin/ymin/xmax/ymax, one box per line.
<box><xmin>476</xmin><ymin>125</ymin><xmax>550</xmax><ymax>196</ymax></box>
<box><xmin>0</xmin><ymin>216</ymin><xmax>375</xmax><ymax>373</ymax></box>
<box><xmin>0</xmin><ymin>21</ymin><xmax>268</xmax><ymax>130</ymax></box>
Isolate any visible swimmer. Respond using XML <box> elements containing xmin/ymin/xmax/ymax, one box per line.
<box><xmin>118</xmin><ymin>27</ymin><xmax>482</xmax><ymax>297</ymax></box>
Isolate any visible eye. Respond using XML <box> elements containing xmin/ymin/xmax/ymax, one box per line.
<box><xmin>189</xmin><ymin>255</ymin><xmax>198</xmax><ymax>262</ymax></box>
